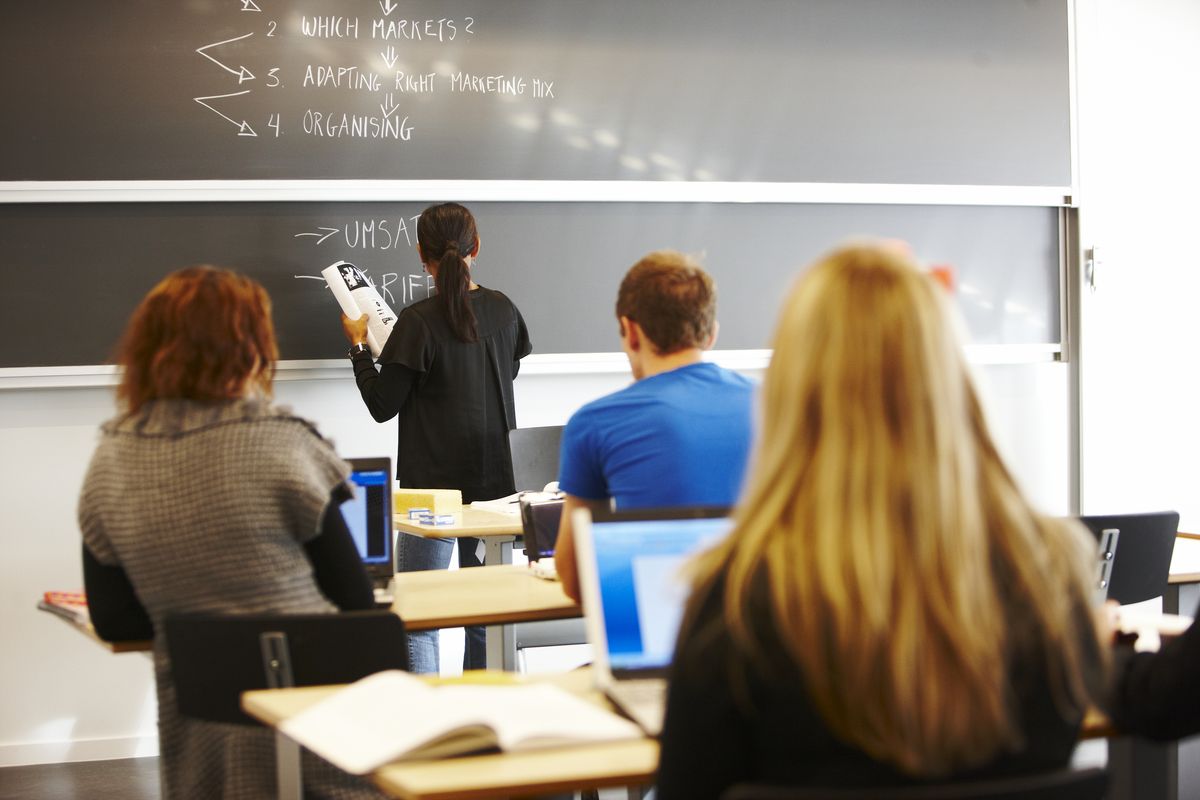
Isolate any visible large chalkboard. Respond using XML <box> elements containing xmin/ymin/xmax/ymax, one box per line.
<box><xmin>0</xmin><ymin>202</ymin><xmax>1059</xmax><ymax>368</ymax></box>
<box><xmin>0</xmin><ymin>0</ymin><xmax>1070</xmax><ymax>185</ymax></box>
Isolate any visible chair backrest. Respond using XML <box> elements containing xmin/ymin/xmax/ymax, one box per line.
<box><xmin>509</xmin><ymin>425</ymin><xmax>564</xmax><ymax>492</ymax></box>
<box><xmin>165</xmin><ymin>610</ymin><xmax>408</xmax><ymax>725</ymax></box>
<box><xmin>721</xmin><ymin>767</ymin><xmax>1108</xmax><ymax>800</ymax></box>
<box><xmin>1078</xmin><ymin>511</ymin><xmax>1179</xmax><ymax>605</ymax></box>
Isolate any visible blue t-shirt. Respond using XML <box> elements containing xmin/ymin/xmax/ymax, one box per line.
<box><xmin>558</xmin><ymin>362</ymin><xmax>755</xmax><ymax>509</ymax></box>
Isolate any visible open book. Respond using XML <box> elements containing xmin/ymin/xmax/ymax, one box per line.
<box><xmin>278</xmin><ymin>670</ymin><xmax>643</xmax><ymax>774</ymax></box>
<box><xmin>321</xmin><ymin>261</ymin><xmax>398</xmax><ymax>357</ymax></box>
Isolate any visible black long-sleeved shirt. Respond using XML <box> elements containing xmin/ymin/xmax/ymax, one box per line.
<box><xmin>1110</xmin><ymin>598</ymin><xmax>1200</xmax><ymax>740</ymax></box>
<box><xmin>657</xmin><ymin>576</ymin><xmax>1102</xmax><ymax>800</ymax></box>
<box><xmin>351</xmin><ymin>286</ymin><xmax>531</xmax><ymax>503</ymax></box>
<box><xmin>83</xmin><ymin>485</ymin><xmax>375</xmax><ymax>642</ymax></box>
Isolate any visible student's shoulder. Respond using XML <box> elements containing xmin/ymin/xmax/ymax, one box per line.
<box><xmin>707</xmin><ymin>363</ymin><xmax>756</xmax><ymax>390</ymax></box>
<box><xmin>571</xmin><ymin>380</ymin><xmax>657</xmax><ymax>420</ymax></box>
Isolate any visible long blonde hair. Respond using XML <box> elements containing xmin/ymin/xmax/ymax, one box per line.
<box><xmin>690</xmin><ymin>243</ymin><xmax>1098</xmax><ymax>776</ymax></box>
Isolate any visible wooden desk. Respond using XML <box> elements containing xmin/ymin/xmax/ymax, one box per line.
<box><xmin>391</xmin><ymin>564</ymin><xmax>578</xmax><ymax>632</ymax></box>
<box><xmin>394</xmin><ymin>507</ymin><xmax>524</xmax><ymax>566</ymax></box>
<box><xmin>241</xmin><ymin>670</ymin><xmax>658</xmax><ymax>800</ymax></box>
<box><xmin>1167</xmin><ymin>535</ymin><xmax>1200</xmax><ymax>587</ymax></box>
<box><xmin>37</xmin><ymin>566</ymin><xmax>578</xmax><ymax>666</ymax></box>
<box><xmin>36</xmin><ymin>601</ymin><xmax>151</xmax><ymax>653</ymax></box>
<box><xmin>393</xmin><ymin>564</ymin><xmax>581</xmax><ymax>670</ymax></box>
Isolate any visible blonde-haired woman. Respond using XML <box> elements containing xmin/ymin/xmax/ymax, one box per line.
<box><xmin>656</xmin><ymin>244</ymin><xmax>1105</xmax><ymax>797</ymax></box>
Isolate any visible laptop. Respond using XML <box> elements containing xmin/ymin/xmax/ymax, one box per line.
<box><xmin>572</xmin><ymin>506</ymin><xmax>733</xmax><ymax>735</ymax></box>
<box><xmin>520</xmin><ymin>493</ymin><xmax>564</xmax><ymax>580</ymax></box>
<box><xmin>341</xmin><ymin>457</ymin><xmax>394</xmax><ymax>593</ymax></box>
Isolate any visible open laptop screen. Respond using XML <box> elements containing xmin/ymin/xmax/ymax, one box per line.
<box><xmin>342</xmin><ymin>457</ymin><xmax>393</xmax><ymax>580</ymax></box>
<box><xmin>590</xmin><ymin>514</ymin><xmax>733</xmax><ymax>673</ymax></box>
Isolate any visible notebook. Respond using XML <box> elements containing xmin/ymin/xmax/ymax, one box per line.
<box><xmin>572</xmin><ymin>506</ymin><xmax>733</xmax><ymax>735</ymax></box>
<box><xmin>342</xmin><ymin>457</ymin><xmax>394</xmax><ymax>587</ymax></box>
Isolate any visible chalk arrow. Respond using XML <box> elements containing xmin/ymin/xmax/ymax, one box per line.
<box><xmin>196</xmin><ymin>33</ymin><xmax>256</xmax><ymax>84</ymax></box>
<box><xmin>240</xmin><ymin>0</ymin><xmax>262</xmax><ymax>11</ymax></box>
<box><xmin>379</xmin><ymin>93</ymin><xmax>400</xmax><ymax>118</ymax></box>
<box><xmin>293</xmin><ymin>227</ymin><xmax>340</xmax><ymax>245</ymax></box>
<box><xmin>380</xmin><ymin>0</ymin><xmax>398</xmax><ymax>16</ymax></box>
<box><xmin>194</xmin><ymin>91</ymin><xmax>258</xmax><ymax>136</ymax></box>
<box><xmin>381</xmin><ymin>45</ymin><xmax>398</xmax><ymax>70</ymax></box>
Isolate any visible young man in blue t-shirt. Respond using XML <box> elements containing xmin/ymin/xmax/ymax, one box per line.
<box><xmin>554</xmin><ymin>250</ymin><xmax>755</xmax><ymax>601</ymax></box>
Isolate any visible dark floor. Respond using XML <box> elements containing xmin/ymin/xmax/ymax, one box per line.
<box><xmin>0</xmin><ymin>757</ymin><xmax>159</xmax><ymax>800</ymax></box>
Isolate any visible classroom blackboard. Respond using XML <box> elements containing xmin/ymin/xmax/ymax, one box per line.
<box><xmin>0</xmin><ymin>0</ymin><xmax>1070</xmax><ymax>185</ymax></box>
<box><xmin>0</xmin><ymin>201</ymin><xmax>1059</xmax><ymax>368</ymax></box>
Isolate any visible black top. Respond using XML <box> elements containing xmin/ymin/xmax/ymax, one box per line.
<box><xmin>83</xmin><ymin>486</ymin><xmax>376</xmax><ymax>642</ymax></box>
<box><xmin>657</xmin><ymin>576</ymin><xmax>1101</xmax><ymax>800</ymax></box>
<box><xmin>352</xmin><ymin>287</ymin><xmax>532</xmax><ymax>502</ymax></box>
<box><xmin>1110</xmin><ymin>598</ymin><xmax>1200</xmax><ymax>741</ymax></box>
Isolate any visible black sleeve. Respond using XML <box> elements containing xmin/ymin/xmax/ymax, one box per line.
<box><xmin>512</xmin><ymin>303</ymin><xmax>532</xmax><ymax>378</ymax></box>
<box><xmin>351</xmin><ymin>352</ymin><xmax>418</xmax><ymax>424</ymax></box>
<box><xmin>657</xmin><ymin>589</ymin><xmax>754</xmax><ymax>800</ymax></box>
<box><xmin>1111</xmin><ymin>598</ymin><xmax>1200</xmax><ymax>740</ymax></box>
<box><xmin>81</xmin><ymin>545</ymin><xmax>154</xmax><ymax>642</ymax></box>
<box><xmin>305</xmin><ymin>485</ymin><xmax>377</xmax><ymax>611</ymax></box>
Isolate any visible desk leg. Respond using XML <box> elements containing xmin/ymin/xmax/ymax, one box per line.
<box><xmin>484</xmin><ymin>535</ymin><xmax>515</xmax><ymax>566</ymax></box>
<box><xmin>484</xmin><ymin>621</ymin><xmax>518</xmax><ymax>671</ymax></box>
<box><xmin>274</xmin><ymin>730</ymin><xmax>303</xmax><ymax>800</ymax></box>
<box><xmin>483</xmin><ymin>535</ymin><xmax>518</xmax><ymax>670</ymax></box>
<box><xmin>1108</xmin><ymin>737</ymin><xmax>1176</xmax><ymax>800</ymax></box>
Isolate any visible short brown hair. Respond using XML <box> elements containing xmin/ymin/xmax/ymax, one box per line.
<box><xmin>615</xmin><ymin>251</ymin><xmax>716</xmax><ymax>354</ymax></box>
<box><xmin>115</xmin><ymin>266</ymin><xmax>278</xmax><ymax>414</ymax></box>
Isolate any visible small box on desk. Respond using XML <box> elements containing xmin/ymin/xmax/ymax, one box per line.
<box><xmin>394</xmin><ymin>488</ymin><xmax>462</xmax><ymax>517</ymax></box>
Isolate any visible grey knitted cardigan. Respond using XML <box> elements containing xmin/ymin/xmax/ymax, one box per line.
<box><xmin>79</xmin><ymin>398</ymin><xmax>383</xmax><ymax>800</ymax></box>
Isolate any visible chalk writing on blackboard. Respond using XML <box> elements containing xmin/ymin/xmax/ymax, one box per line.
<box><xmin>195</xmin><ymin>8</ymin><xmax>545</xmax><ymax>143</ymax></box>
<box><xmin>294</xmin><ymin>217</ymin><xmax>434</xmax><ymax>310</ymax></box>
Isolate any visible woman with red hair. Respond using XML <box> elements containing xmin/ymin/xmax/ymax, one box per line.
<box><xmin>79</xmin><ymin>266</ymin><xmax>382</xmax><ymax>799</ymax></box>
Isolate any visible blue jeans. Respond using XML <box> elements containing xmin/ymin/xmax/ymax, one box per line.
<box><xmin>395</xmin><ymin>533</ymin><xmax>487</xmax><ymax>673</ymax></box>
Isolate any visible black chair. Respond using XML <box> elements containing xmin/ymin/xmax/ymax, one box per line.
<box><xmin>1078</xmin><ymin>511</ymin><xmax>1179</xmax><ymax>605</ymax></box>
<box><xmin>509</xmin><ymin>425</ymin><xmax>564</xmax><ymax>492</ymax></box>
<box><xmin>165</xmin><ymin>609</ymin><xmax>408</xmax><ymax>725</ymax></box>
<box><xmin>165</xmin><ymin>610</ymin><xmax>408</xmax><ymax>799</ymax></box>
<box><xmin>721</xmin><ymin>767</ymin><xmax>1108</xmax><ymax>800</ymax></box>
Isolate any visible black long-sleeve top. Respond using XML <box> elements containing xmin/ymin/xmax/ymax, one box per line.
<box><xmin>351</xmin><ymin>287</ymin><xmax>531</xmax><ymax>502</ymax></box>
<box><xmin>1110</xmin><ymin>598</ymin><xmax>1200</xmax><ymax>740</ymax></box>
<box><xmin>83</xmin><ymin>485</ymin><xmax>375</xmax><ymax>642</ymax></box>
<box><xmin>657</xmin><ymin>576</ymin><xmax>1102</xmax><ymax>800</ymax></box>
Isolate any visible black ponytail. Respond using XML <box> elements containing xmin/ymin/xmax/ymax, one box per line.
<box><xmin>418</xmin><ymin>203</ymin><xmax>479</xmax><ymax>343</ymax></box>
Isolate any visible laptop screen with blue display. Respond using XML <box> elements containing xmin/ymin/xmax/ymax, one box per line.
<box><xmin>342</xmin><ymin>457</ymin><xmax>393</xmax><ymax>579</ymax></box>
<box><xmin>590</xmin><ymin>513</ymin><xmax>732</xmax><ymax>673</ymax></box>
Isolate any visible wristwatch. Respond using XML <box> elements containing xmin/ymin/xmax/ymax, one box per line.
<box><xmin>347</xmin><ymin>342</ymin><xmax>370</xmax><ymax>358</ymax></box>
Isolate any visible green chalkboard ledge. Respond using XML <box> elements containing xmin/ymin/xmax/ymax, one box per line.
<box><xmin>0</xmin><ymin>345</ymin><xmax>1062</xmax><ymax>391</ymax></box>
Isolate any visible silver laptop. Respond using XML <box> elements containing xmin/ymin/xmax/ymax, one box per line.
<box><xmin>573</xmin><ymin>506</ymin><xmax>733</xmax><ymax>735</ymax></box>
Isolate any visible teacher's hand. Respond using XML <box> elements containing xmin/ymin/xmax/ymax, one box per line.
<box><xmin>341</xmin><ymin>313</ymin><xmax>369</xmax><ymax>345</ymax></box>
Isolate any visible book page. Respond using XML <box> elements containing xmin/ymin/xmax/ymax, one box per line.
<box><xmin>459</xmin><ymin>683</ymin><xmax>642</xmax><ymax>752</ymax></box>
<box><xmin>278</xmin><ymin>671</ymin><xmax>642</xmax><ymax>774</ymax></box>
<box><xmin>280</xmin><ymin>670</ymin><xmax>496</xmax><ymax>774</ymax></box>
<box><xmin>321</xmin><ymin>261</ymin><xmax>398</xmax><ymax>357</ymax></box>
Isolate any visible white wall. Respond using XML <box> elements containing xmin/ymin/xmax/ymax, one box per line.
<box><xmin>1076</xmin><ymin>0</ymin><xmax>1200</xmax><ymax>527</ymax></box>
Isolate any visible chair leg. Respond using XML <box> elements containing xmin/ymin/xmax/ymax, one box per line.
<box><xmin>275</xmin><ymin>729</ymin><xmax>303</xmax><ymax>800</ymax></box>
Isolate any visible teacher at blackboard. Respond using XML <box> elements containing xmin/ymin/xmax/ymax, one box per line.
<box><xmin>342</xmin><ymin>202</ymin><xmax>532</xmax><ymax>672</ymax></box>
